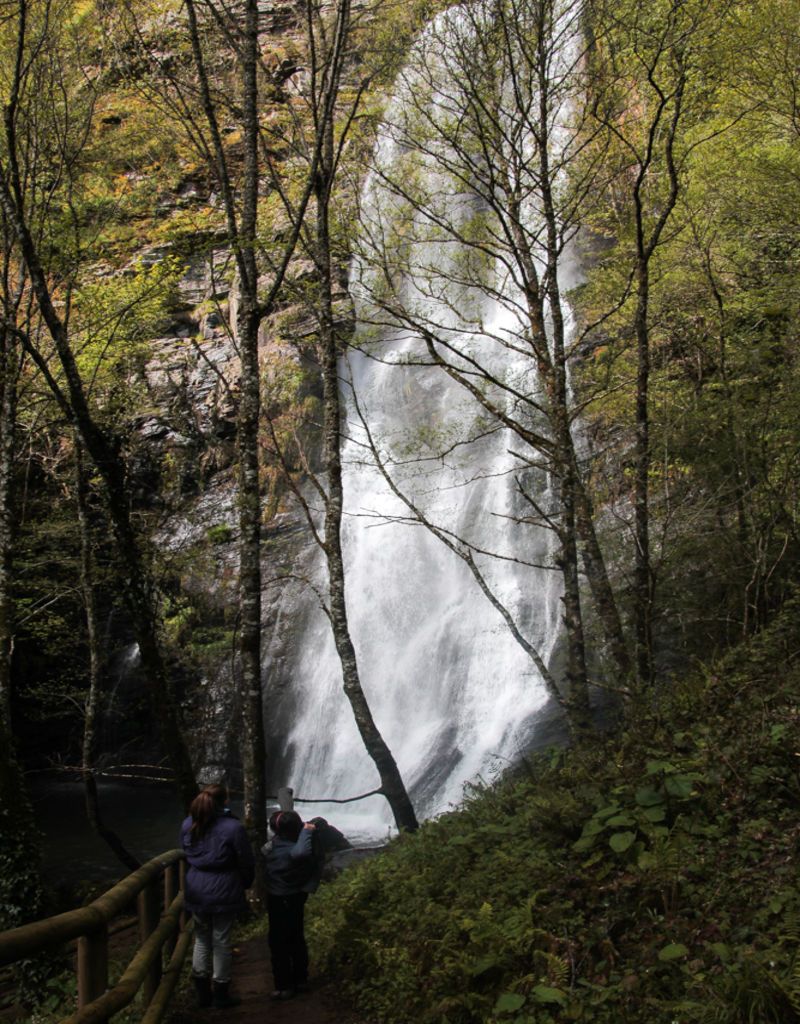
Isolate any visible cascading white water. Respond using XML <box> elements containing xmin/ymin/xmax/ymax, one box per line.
<box><xmin>264</xmin><ymin>3</ymin><xmax>578</xmax><ymax>839</ymax></box>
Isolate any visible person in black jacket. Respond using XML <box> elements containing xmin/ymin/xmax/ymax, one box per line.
<box><xmin>262</xmin><ymin>810</ymin><xmax>321</xmax><ymax>1000</ymax></box>
<box><xmin>180</xmin><ymin>784</ymin><xmax>254</xmax><ymax>1009</ymax></box>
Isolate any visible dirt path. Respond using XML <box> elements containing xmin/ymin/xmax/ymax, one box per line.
<box><xmin>168</xmin><ymin>937</ymin><xmax>367</xmax><ymax>1024</ymax></box>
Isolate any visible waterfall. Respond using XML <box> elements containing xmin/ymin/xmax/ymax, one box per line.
<box><xmin>264</xmin><ymin>3</ymin><xmax>575</xmax><ymax>840</ymax></box>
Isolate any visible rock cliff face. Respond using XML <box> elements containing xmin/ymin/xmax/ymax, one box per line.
<box><xmin>132</xmin><ymin>238</ymin><xmax>320</xmax><ymax>786</ymax></box>
<box><xmin>91</xmin><ymin>3</ymin><xmax>323</xmax><ymax>785</ymax></box>
<box><xmin>141</xmin><ymin>248</ymin><xmax>237</xmax><ymax>449</ymax></box>
<box><xmin>96</xmin><ymin>0</ymin><xmax>424</xmax><ymax>802</ymax></box>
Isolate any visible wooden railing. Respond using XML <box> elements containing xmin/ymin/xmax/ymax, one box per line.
<box><xmin>0</xmin><ymin>849</ymin><xmax>192</xmax><ymax>1024</ymax></box>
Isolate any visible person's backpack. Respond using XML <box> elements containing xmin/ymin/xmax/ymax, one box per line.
<box><xmin>310</xmin><ymin>816</ymin><xmax>351</xmax><ymax>853</ymax></box>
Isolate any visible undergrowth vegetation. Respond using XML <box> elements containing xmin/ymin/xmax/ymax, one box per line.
<box><xmin>310</xmin><ymin>596</ymin><xmax>800</xmax><ymax>1023</ymax></box>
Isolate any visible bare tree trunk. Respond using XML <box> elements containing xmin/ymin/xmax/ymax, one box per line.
<box><xmin>0</xmin><ymin>127</ymin><xmax>197</xmax><ymax>812</ymax></box>
<box><xmin>75</xmin><ymin>440</ymin><xmax>141</xmax><ymax>872</ymax></box>
<box><xmin>322</xmin><ymin>364</ymin><xmax>420</xmax><ymax>830</ymax></box>
<box><xmin>585</xmin><ymin>0</ymin><xmax>690</xmax><ymax>688</ymax></box>
<box><xmin>537</xmin><ymin>0</ymin><xmax>591</xmax><ymax>730</ymax></box>
<box><xmin>573</xmin><ymin>473</ymin><xmax>633</xmax><ymax>686</ymax></box>
<box><xmin>236</xmin><ymin>294</ymin><xmax>268</xmax><ymax>893</ymax></box>
<box><xmin>314</xmin><ymin>51</ymin><xmax>418</xmax><ymax>829</ymax></box>
<box><xmin>0</xmin><ymin>261</ymin><xmax>43</xmax><ymax>930</ymax></box>
<box><xmin>555</xmin><ymin>457</ymin><xmax>591</xmax><ymax>732</ymax></box>
<box><xmin>629</xmin><ymin>62</ymin><xmax>686</xmax><ymax>688</ymax></box>
<box><xmin>0</xmin><ymin>333</ymin><xmax>15</xmax><ymax>740</ymax></box>
<box><xmin>633</xmin><ymin>262</ymin><xmax>653</xmax><ymax>685</ymax></box>
<box><xmin>0</xmin><ymin>326</ymin><xmax>19</xmax><ymax>794</ymax></box>
<box><xmin>233</xmin><ymin>0</ymin><xmax>268</xmax><ymax>900</ymax></box>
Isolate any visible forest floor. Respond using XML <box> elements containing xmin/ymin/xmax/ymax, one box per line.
<box><xmin>0</xmin><ymin>923</ymin><xmax>367</xmax><ymax>1024</ymax></box>
<box><xmin>307</xmin><ymin>595</ymin><xmax>800</xmax><ymax>1023</ymax></box>
<box><xmin>167</xmin><ymin>936</ymin><xmax>367</xmax><ymax>1024</ymax></box>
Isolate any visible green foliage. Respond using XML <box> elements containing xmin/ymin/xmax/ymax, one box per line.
<box><xmin>0</xmin><ymin>764</ymin><xmax>61</xmax><ymax>1012</ymax></box>
<box><xmin>10</xmin><ymin>466</ymin><xmax>93</xmax><ymax>745</ymax></box>
<box><xmin>576</xmin><ymin>0</ymin><xmax>800</xmax><ymax>659</ymax></box>
<box><xmin>310</xmin><ymin>598</ymin><xmax>800</xmax><ymax>1023</ymax></box>
<box><xmin>206</xmin><ymin>523</ymin><xmax>233</xmax><ymax>545</ymax></box>
<box><xmin>71</xmin><ymin>258</ymin><xmax>182</xmax><ymax>419</ymax></box>
<box><xmin>162</xmin><ymin>584</ymin><xmax>234</xmax><ymax>667</ymax></box>
<box><xmin>0</xmin><ymin>801</ymin><xmax>43</xmax><ymax>935</ymax></box>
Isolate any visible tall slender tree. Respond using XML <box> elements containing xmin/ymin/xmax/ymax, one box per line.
<box><xmin>0</xmin><ymin>204</ymin><xmax>44</xmax><ymax>938</ymax></box>
<box><xmin>0</xmin><ymin>0</ymin><xmax>197</xmax><ymax>807</ymax></box>
<box><xmin>259</xmin><ymin>0</ymin><xmax>421</xmax><ymax>828</ymax></box>
<box><xmin>183</xmin><ymin>0</ymin><xmax>271</xmax><ymax>886</ymax></box>
<box><xmin>311</xmin><ymin>0</ymin><xmax>418</xmax><ymax>829</ymax></box>
<box><xmin>74</xmin><ymin>438</ymin><xmax>140</xmax><ymax>871</ymax></box>
<box><xmin>180</xmin><ymin>0</ymin><xmax>419</xmax><ymax>850</ymax></box>
<box><xmin>352</xmin><ymin>0</ymin><xmax>632</xmax><ymax>731</ymax></box>
<box><xmin>587</xmin><ymin>0</ymin><xmax>724</xmax><ymax>684</ymax></box>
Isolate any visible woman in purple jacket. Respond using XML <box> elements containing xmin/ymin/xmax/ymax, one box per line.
<box><xmin>181</xmin><ymin>784</ymin><xmax>254</xmax><ymax>1009</ymax></box>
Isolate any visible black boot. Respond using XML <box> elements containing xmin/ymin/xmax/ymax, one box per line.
<box><xmin>212</xmin><ymin>980</ymin><xmax>241</xmax><ymax>1009</ymax></box>
<box><xmin>192</xmin><ymin>973</ymin><xmax>212</xmax><ymax>1008</ymax></box>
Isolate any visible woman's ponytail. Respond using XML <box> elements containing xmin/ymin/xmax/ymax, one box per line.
<box><xmin>189</xmin><ymin>784</ymin><xmax>227</xmax><ymax>841</ymax></box>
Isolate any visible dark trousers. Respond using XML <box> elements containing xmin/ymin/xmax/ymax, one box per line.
<box><xmin>267</xmin><ymin>891</ymin><xmax>309</xmax><ymax>990</ymax></box>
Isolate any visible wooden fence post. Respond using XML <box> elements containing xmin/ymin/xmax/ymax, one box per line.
<box><xmin>0</xmin><ymin>849</ymin><xmax>188</xmax><ymax>1024</ymax></box>
<box><xmin>138</xmin><ymin>879</ymin><xmax>162</xmax><ymax>1005</ymax></box>
<box><xmin>179</xmin><ymin>858</ymin><xmax>188</xmax><ymax>930</ymax></box>
<box><xmin>77</xmin><ymin>924</ymin><xmax>108</xmax><ymax>1012</ymax></box>
<box><xmin>164</xmin><ymin>864</ymin><xmax>179</xmax><ymax>956</ymax></box>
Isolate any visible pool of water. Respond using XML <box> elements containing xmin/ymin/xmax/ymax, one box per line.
<box><xmin>28</xmin><ymin>778</ymin><xmax>204</xmax><ymax>890</ymax></box>
<box><xmin>25</xmin><ymin>778</ymin><xmax>381</xmax><ymax>896</ymax></box>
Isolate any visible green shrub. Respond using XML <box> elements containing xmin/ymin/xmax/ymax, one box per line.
<box><xmin>309</xmin><ymin>601</ymin><xmax>800</xmax><ymax>1023</ymax></box>
<box><xmin>206</xmin><ymin>524</ymin><xmax>234</xmax><ymax>545</ymax></box>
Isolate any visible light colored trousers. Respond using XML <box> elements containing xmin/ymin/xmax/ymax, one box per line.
<box><xmin>191</xmin><ymin>911</ymin><xmax>236</xmax><ymax>983</ymax></box>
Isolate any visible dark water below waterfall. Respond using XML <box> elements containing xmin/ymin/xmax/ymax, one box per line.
<box><xmin>27</xmin><ymin>778</ymin><xmax>202</xmax><ymax>891</ymax></box>
<box><xmin>25</xmin><ymin>777</ymin><xmax>382</xmax><ymax>899</ymax></box>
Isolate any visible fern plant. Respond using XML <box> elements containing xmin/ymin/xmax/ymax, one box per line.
<box><xmin>698</xmin><ymin>956</ymin><xmax>800</xmax><ymax>1024</ymax></box>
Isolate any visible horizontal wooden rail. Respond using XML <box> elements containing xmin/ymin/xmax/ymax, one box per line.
<box><xmin>61</xmin><ymin>894</ymin><xmax>185</xmax><ymax>1024</ymax></box>
<box><xmin>0</xmin><ymin>850</ymin><xmax>184</xmax><ymax>966</ymax></box>
<box><xmin>0</xmin><ymin>849</ymin><xmax>190</xmax><ymax>1024</ymax></box>
<box><xmin>140</xmin><ymin>924</ymin><xmax>194</xmax><ymax>1024</ymax></box>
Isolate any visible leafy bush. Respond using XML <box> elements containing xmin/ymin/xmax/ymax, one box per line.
<box><xmin>206</xmin><ymin>524</ymin><xmax>234</xmax><ymax>545</ymax></box>
<box><xmin>309</xmin><ymin>597</ymin><xmax>800</xmax><ymax>1023</ymax></box>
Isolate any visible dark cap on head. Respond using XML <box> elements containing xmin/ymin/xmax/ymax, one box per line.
<box><xmin>269</xmin><ymin>809</ymin><xmax>303</xmax><ymax>842</ymax></box>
